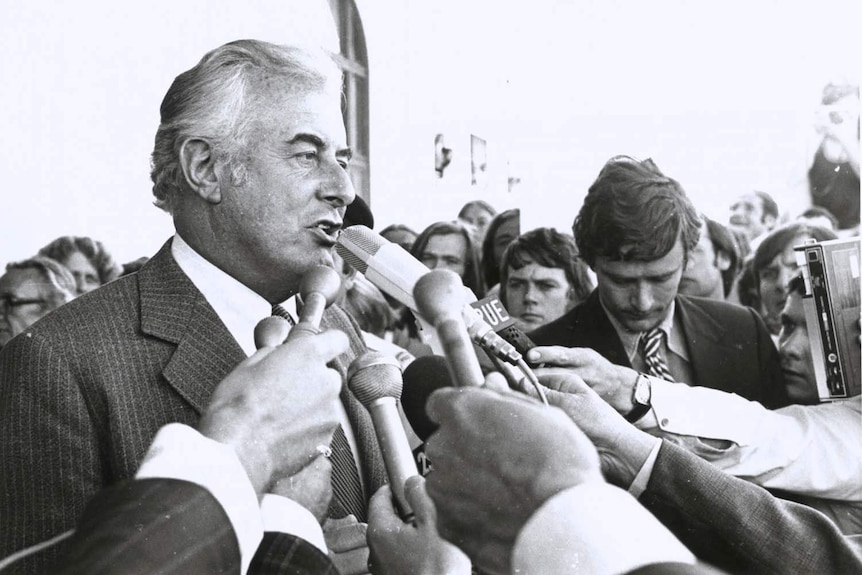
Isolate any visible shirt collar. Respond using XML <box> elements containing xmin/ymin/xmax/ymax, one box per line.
<box><xmin>602</xmin><ymin>298</ymin><xmax>685</xmax><ymax>364</ymax></box>
<box><xmin>171</xmin><ymin>234</ymin><xmax>297</xmax><ymax>356</ymax></box>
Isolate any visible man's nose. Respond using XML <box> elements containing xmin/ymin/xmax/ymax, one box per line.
<box><xmin>320</xmin><ymin>162</ymin><xmax>356</xmax><ymax>208</ymax></box>
<box><xmin>631</xmin><ymin>284</ymin><xmax>654</xmax><ymax>312</ymax></box>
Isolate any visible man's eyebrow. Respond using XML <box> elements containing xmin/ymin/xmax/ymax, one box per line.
<box><xmin>286</xmin><ymin>134</ymin><xmax>352</xmax><ymax>160</ymax></box>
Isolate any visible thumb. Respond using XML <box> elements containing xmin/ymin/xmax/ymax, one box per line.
<box><xmin>404</xmin><ymin>475</ymin><xmax>436</xmax><ymax>528</ymax></box>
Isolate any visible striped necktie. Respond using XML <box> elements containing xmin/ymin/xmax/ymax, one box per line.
<box><xmin>640</xmin><ymin>327</ymin><xmax>675</xmax><ymax>382</ymax></box>
<box><xmin>270</xmin><ymin>304</ymin><xmax>366</xmax><ymax>520</ymax></box>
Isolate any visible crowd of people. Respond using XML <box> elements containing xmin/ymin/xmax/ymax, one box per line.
<box><xmin>0</xmin><ymin>37</ymin><xmax>859</xmax><ymax>575</ymax></box>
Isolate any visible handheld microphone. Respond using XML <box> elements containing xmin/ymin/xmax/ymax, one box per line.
<box><xmin>288</xmin><ymin>265</ymin><xmax>342</xmax><ymax>341</ymax></box>
<box><xmin>401</xmin><ymin>355</ymin><xmax>451</xmax><ymax>442</ymax></box>
<box><xmin>254</xmin><ymin>317</ymin><xmax>293</xmax><ymax>349</ymax></box>
<box><xmin>413</xmin><ymin>270</ymin><xmax>485</xmax><ymax>388</ymax></box>
<box><xmin>347</xmin><ymin>351</ymin><xmax>418</xmax><ymax>521</ymax></box>
<box><xmin>337</xmin><ymin>226</ymin><xmax>525</xmax><ymax>363</ymax></box>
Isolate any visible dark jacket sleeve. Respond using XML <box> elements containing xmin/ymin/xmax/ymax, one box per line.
<box><xmin>639</xmin><ymin>441</ymin><xmax>862</xmax><ymax>574</ymax></box>
<box><xmin>53</xmin><ymin>478</ymin><xmax>239</xmax><ymax>575</ymax></box>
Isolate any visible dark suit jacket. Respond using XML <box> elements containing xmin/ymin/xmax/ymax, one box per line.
<box><xmin>640</xmin><ymin>441</ymin><xmax>862</xmax><ymax>574</ymax></box>
<box><xmin>0</xmin><ymin>240</ymin><xmax>386</xmax><ymax>574</ymax></box>
<box><xmin>45</xmin><ymin>478</ymin><xmax>336</xmax><ymax>575</ymax></box>
<box><xmin>530</xmin><ymin>290</ymin><xmax>788</xmax><ymax>408</ymax></box>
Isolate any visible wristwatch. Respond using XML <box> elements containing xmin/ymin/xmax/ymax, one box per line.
<box><xmin>625</xmin><ymin>373</ymin><xmax>652</xmax><ymax>423</ymax></box>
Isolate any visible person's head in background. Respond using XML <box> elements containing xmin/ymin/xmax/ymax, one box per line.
<box><xmin>331</xmin><ymin>247</ymin><xmax>394</xmax><ymax>337</ymax></box>
<box><xmin>480</xmin><ymin>208</ymin><xmax>520</xmax><ymax>290</ymax></box>
<box><xmin>797</xmin><ymin>206</ymin><xmax>839</xmax><ymax>231</ymax></box>
<box><xmin>499</xmin><ymin>228</ymin><xmax>594</xmax><ymax>332</ymax></box>
<box><xmin>778</xmin><ymin>274</ymin><xmax>820</xmax><ymax>404</ymax></box>
<box><xmin>753</xmin><ymin>222</ymin><xmax>837</xmax><ymax>335</ymax></box>
<box><xmin>412</xmin><ymin>220</ymin><xmax>485</xmax><ymax>297</ymax></box>
<box><xmin>729</xmin><ymin>190</ymin><xmax>779</xmax><ymax>244</ymax></box>
<box><xmin>575</xmin><ymin>156</ymin><xmax>700</xmax><ymax>333</ymax></box>
<box><xmin>38</xmin><ymin>236</ymin><xmax>122</xmax><ymax>296</ymax></box>
<box><xmin>380</xmin><ymin>224</ymin><xmax>418</xmax><ymax>253</ymax></box>
<box><xmin>457</xmin><ymin>200</ymin><xmax>497</xmax><ymax>243</ymax></box>
<box><xmin>0</xmin><ymin>257</ymin><xmax>76</xmax><ymax>348</ymax></box>
<box><xmin>817</xmin><ymin>82</ymin><xmax>860</xmax><ymax>164</ymax></box>
<box><xmin>678</xmin><ymin>216</ymin><xmax>740</xmax><ymax>300</ymax></box>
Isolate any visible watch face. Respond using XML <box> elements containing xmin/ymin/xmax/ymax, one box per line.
<box><xmin>634</xmin><ymin>376</ymin><xmax>651</xmax><ymax>405</ymax></box>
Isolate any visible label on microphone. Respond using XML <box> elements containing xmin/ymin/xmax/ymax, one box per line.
<box><xmin>469</xmin><ymin>295</ymin><xmax>515</xmax><ymax>330</ymax></box>
<box><xmin>413</xmin><ymin>444</ymin><xmax>433</xmax><ymax>476</ymax></box>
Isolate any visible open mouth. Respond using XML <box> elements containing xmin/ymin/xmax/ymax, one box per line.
<box><xmin>311</xmin><ymin>220</ymin><xmax>343</xmax><ymax>243</ymax></box>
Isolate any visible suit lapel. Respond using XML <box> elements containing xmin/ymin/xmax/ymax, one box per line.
<box><xmin>574</xmin><ymin>291</ymin><xmax>632</xmax><ymax>368</ymax></box>
<box><xmin>138</xmin><ymin>241</ymin><xmax>246</xmax><ymax>415</ymax></box>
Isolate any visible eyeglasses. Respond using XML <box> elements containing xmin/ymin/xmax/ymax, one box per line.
<box><xmin>0</xmin><ymin>295</ymin><xmax>48</xmax><ymax>315</ymax></box>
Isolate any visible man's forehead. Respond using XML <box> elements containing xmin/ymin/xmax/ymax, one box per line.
<box><xmin>509</xmin><ymin>262</ymin><xmax>566</xmax><ymax>281</ymax></box>
<box><xmin>598</xmin><ymin>240</ymin><xmax>684</xmax><ymax>277</ymax></box>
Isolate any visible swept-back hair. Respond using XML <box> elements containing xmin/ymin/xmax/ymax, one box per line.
<box><xmin>150</xmin><ymin>39</ymin><xmax>342</xmax><ymax>213</ymax></box>
<box><xmin>574</xmin><ymin>156</ymin><xmax>700</xmax><ymax>267</ymax></box>
<box><xmin>411</xmin><ymin>220</ymin><xmax>485</xmax><ymax>298</ymax></box>
<box><xmin>499</xmin><ymin>227</ymin><xmax>594</xmax><ymax>307</ymax></box>
<box><xmin>703</xmin><ymin>217</ymin><xmax>741</xmax><ymax>297</ymax></box>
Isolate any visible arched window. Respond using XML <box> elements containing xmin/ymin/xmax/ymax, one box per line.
<box><xmin>328</xmin><ymin>0</ymin><xmax>370</xmax><ymax>203</ymax></box>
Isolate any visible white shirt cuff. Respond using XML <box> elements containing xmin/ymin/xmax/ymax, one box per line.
<box><xmin>628</xmin><ymin>438</ymin><xmax>662</xmax><ymax>498</ymax></box>
<box><xmin>512</xmin><ymin>482</ymin><xmax>695</xmax><ymax>574</ymax></box>
<box><xmin>135</xmin><ymin>423</ymin><xmax>263</xmax><ymax>575</ymax></box>
<box><xmin>260</xmin><ymin>494</ymin><xmax>327</xmax><ymax>554</ymax></box>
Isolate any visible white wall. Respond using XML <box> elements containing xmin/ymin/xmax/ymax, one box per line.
<box><xmin>1</xmin><ymin>0</ymin><xmax>858</xmax><ymax>269</ymax></box>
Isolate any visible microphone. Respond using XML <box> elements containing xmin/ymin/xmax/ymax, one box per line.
<box><xmin>347</xmin><ymin>351</ymin><xmax>418</xmax><ymax>521</ymax></box>
<box><xmin>337</xmin><ymin>226</ymin><xmax>525</xmax><ymax>363</ymax></box>
<box><xmin>401</xmin><ymin>355</ymin><xmax>451</xmax><ymax>441</ymax></box>
<box><xmin>288</xmin><ymin>265</ymin><xmax>342</xmax><ymax>341</ymax></box>
<box><xmin>254</xmin><ymin>317</ymin><xmax>292</xmax><ymax>349</ymax></box>
<box><xmin>413</xmin><ymin>270</ymin><xmax>485</xmax><ymax>388</ymax></box>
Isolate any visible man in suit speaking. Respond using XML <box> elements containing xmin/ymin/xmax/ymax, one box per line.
<box><xmin>530</xmin><ymin>155</ymin><xmax>789</xmax><ymax>413</ymax></box>
<box><xmin>0</xmin><ymin>40</ymin><xmax>385</xmax><ymax>574</ymax></box>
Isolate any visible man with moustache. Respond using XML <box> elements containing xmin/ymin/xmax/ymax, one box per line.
<box><xmin>530</xmin><ymin>156</ymin><xmax>789</xmax><ymax>412</ymax></box>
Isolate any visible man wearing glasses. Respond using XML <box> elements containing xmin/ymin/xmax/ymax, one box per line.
<box><xmin>0</xmin><ymin>257</ymin><xmax>76</xmax><ymax>349</ymax></box>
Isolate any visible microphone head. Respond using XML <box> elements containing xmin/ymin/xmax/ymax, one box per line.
<box><xmin>299</xmin><ymin>265</ymin><xmax>342</xmax><ymax>308</ymax></box>
<box><xmin>347</xmin><ymin>351</ymin><xmax>404</xmax><ymax>406</ymax></box>
<box><xmin>254</xmin><ymin>316</ymin><xmax>291</xmax><ymax>349</ymax></box>
<box><xmin>401</xmin><ymin>355</ymin><xmax>452</xmax><ymax>440</ymax></box>
<box><xmin>336</xmin><ymin>225</ymin><xmax>383</xmax><ymax>275</ymax></box>
<box><xmin>413</xmin><ymin>269</ymin><xmax>466</xmax><ymax>326</ymax></box>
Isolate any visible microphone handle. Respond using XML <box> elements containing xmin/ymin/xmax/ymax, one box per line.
<box><xmin>368</xmin><ymin>398</ymin><xmax>418</xmax><ymax>522</ymax></box>
<box><xmin>437</xmin><ymin>318</ymin><xmax>485</xmax><ymax>388</ymax></box>
<box><xmin>287</xmin><ymin>292</ymin><xmax>328</xmax><ymax>341</ymax></box>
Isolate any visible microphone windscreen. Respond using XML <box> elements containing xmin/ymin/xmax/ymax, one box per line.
<box><xmin>401</xmin><ymin>355</ymin><xmax>453</xmax><ymax>440</ymax></box>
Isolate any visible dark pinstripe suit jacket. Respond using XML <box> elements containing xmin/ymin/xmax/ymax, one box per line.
<box><xmin>530</xmin><ymin>290</ymin><xmax>789</xmax><ymax>408</ymax></box>
<box><xmin>0</xmin><ymin>240</ymin><xmax>386</xmax><ymax>574</ymax></box>
<box><xmin>51</xmin><ymin>478</ymin><xmax>337</xmax><ymax>575</ymax></box>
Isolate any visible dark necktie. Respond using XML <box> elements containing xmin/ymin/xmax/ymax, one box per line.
<box><xmin>269</xmin><ymin>304</ymin><xmax>366</xmax><ymax>521</ymax></box>
<box><xmin>640</xmin><ymin>327</ymin><xmax>675</xmax><ymax>382</ymax></box>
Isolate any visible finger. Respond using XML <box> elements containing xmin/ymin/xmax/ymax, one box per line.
<box><xmin>403</xmin><ymin>475</ymin><xmax>436</xmax><ymax>527</ymax></box>
<box><xmin>425</xmin><ymin>387</ymin><xmax>461</xmax><ymax>424</ymax></box>
<box><xmin>526</xmin><ymin>345</ymin><xmax>580</xmax><ymax>366</ymax></box>
<box><xmin>482</xmin><ymin>372</ymin><xmax>509</xmax><ymax>393</ymax></box>
<box><xmin>304</xmin><ymin>329</ymin><xmax>350</xmax><ymax>363</ymax></box>
<box><xmin>367</xmin><ymin>485</ymin><xmax>398</xmax><ymax>530</ymax></box>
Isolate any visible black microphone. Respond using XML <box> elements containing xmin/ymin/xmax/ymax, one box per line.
<box><xmin>288</xmin><ymin>265</ymin><xmax>342</xmax><ymax>341</ymax></box>
<box><xmin>413</xmin><ymin>270</ymin><xmax>485</xmax><ymax>388</ymax></box>
<box><xmin>402</xmin><ymin>355</ymin><xmax>453</xmax><ymax>476</ymax></box>
<box><xmin>401</xmin><ymin>355</ymin><xmax>452</xmax><ymax>441</ymax></box>
<box><xmin>347</xmin><ymin>351</ymin><xmax>418</xmax><ymax>521</ymax></box>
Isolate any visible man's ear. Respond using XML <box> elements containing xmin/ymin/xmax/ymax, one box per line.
<box><xmin>179</xmin><ymin>138</ymin><xmax>221</xmax><ymax>204</ymax></box>
<box><xmin>715</xmin><ymin>251</ymin><xmax>732</xmax><ymax>272</ymax></box>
